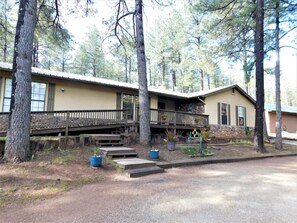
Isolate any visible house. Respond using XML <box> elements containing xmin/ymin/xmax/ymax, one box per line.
<box><xmin>0</xmin><ymin>62</ymin><xmax>255</xmax><ymax>139</ymax></box>
<box><xmin>265</xmin><ymin>103</ymin><xmax>297</xmax><ymax>134</ymax></box>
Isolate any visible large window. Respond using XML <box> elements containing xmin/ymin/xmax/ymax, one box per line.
<box><xmin>237</xmin><ymin>106</ymin><xmax>246</xmax><ymax>126</ymax></box>
<box><xmin>3</xmin><ymin>79</ymin><xmax>46</xmax><ymax>112</ymax></box>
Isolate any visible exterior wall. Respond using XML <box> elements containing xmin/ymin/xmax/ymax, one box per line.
<box><xmin>209</xmin><ymin>124</ymin><xmax>254</xmax><ymax>139</ymax></box>
<box><xmin>54</xmin><ymin>80</ymin><xmax>117</xmax><ymax>110</ymax></box>
<box><xmin>0</xmin><ymin>70</ymin><xmax>160</xmax><ymax>112</ymax></box>
<box><xmin>204</xmin><ymin>89</ymin><xmax>255</xmax><ymax>127</ymax></box>
<box><xmin>0</xmin><ymin>76</ymin><xmax>3</xmax><ymax>110</ymax></box>
<box><xmin>158</xmin><ymin>97</ymin><xmax>175</xmax><ymax>110</ymax></box>
<box><xmin>268</xmin><ymin>112</ymin><xmax>297</xmax><ymax>133</ymax></box>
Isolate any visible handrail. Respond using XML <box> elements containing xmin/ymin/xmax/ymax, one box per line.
<box><xmin>0</xmin><ymin>108</ymin><xmax>209</xmax><ymax>135</ymax></box>
<box><xmin>0</xmin><ymin>109</ymin><xmax>128</xmax><ymax>136</ymax></box>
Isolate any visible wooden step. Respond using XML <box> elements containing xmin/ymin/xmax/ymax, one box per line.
<box><xmin>126</xmin><ymin>166</ymin><xmax>165</xmax><ymax>178</ymax></box>
<box><xmin>89</xmin><ymin>134</ymin><xmax>122</xmax><ymax>140</ymax></box>
<box><xmin>113</xmin><ymin>158</ymin><xmax>156</xmax><ymax>170</ymax></box>
<box><xmin>101</xmin><ymin>147</ymin><xmax>136</xmax><ymax>155</ymax></box>
<box><xmin>107</xmin><ymin>152</ymin><xmax>138</xmax><ymax>158</ymax></box>
<box><xmin>96</xmin><ymin>142</ymin><xmax>124</xmax><ymax>147</ymax></box>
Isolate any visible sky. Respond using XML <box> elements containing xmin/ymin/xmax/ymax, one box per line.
<box><xmin>64</xmin><ymin>0</ymin><xmax>297</xmax><ymax>91</ymax></box>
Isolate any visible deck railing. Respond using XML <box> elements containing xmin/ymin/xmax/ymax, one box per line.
<box><xmin>144</xmin><ymin>108</ymin><xmax>208</xmax><ymax>127</ymax></box>
<box><xmin>0</xmin><ymin>109</ymin><xmax>209</xmax><ymax>135</ymax></box>
<box><xmin>0</xmin><ymin>109</ymin><xmax>127</xmax><ymax>136</ymax></box>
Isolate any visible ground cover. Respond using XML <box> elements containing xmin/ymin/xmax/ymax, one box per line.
<box><xmin>0</xmin><ymin>139</ymin><xmax>296</xmax><ymax>209</ymax></box>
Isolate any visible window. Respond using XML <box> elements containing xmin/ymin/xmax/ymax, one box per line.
<box><xmin>221</xmin><ymin>103</ymin><xmax>228</xmax><ymax>125</ymax></box>
<box><xmin>3</xmin><ymin>79</ymin><xmax>46</xmax><ymax>112</ymax></box>
<box><xmin>237</xmin><ymin>106</ymin><xmax>246</xmax><ymax>126</ymax></box>
<box><xmin>218</xmin><ymin>103</ymin><xmax>230</xmax><ymax>125</ymax></box>
<box><xmin>31</xmin><ymin>82</ymin><xmax>46</xmax><ymax>111</ymax></box>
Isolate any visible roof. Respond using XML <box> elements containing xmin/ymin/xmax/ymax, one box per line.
<box><xmin>0</xmin><ymin>62</ymin><xmax>255</xmax><ymax>103</ymax></box>
<box><xmin>265</xmin><ymin>103</ymin><xmax>297</xmax><ymax>114</ymax></box>
<box><xmin>188</xmin><ymin>84</ymin><xmax>256</xmax><ymax>104</ymax></box>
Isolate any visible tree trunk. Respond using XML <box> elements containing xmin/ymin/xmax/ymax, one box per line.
<box><xmin>162</xmin><ymin>56</ymin><xmax>166</xmax><ymax>87</ymax></box>
<box><xmin>125</xmin><ymin>54</ymin><xmax>128</xmax><ymax>82</ymax></box>
<box><xmin>32</xmin><ymin>40</ymin><xmax>38</xmax><ymax>67</ymax></box>
<box><xmin>254</xmin><ymin>0</ymin><xmax>266</xmax><ymax>152</ymax></box>
<box><xmin>4</xmin><ymin>0</ymin><xmax>37</xmax><ymax>163</ymax></box>
<box><xmin>3</xmin><ymin>0</ymin><xmax>8</xmax><ymax>62</ymax></box>
<box><xmin>135</xmin><ymin>0</ymin><xmax>150</xmax><ymax>145</ymax></box>
<box><xmin>200</xmin><ymin>68</ymin><xmax>204</xmax><ymax>90</ymax></box>
<box><xmin>147</xmin><ymin>57</ymin><xmax>152</xmax><ymax>86</ymax></box>
<box><xmin>274</xmin><ymin>0</ymin><xmax>282</xmax><ymax>150</ymax></box>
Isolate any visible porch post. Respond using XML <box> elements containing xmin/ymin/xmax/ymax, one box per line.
<box><xmin>65</xmin><ymin>111</ymin><xmax>69</xmax><ymax>137</ymax></box>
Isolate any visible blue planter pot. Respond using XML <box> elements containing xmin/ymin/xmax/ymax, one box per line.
<box><xmin>90</xmin><ymin>156</ymin><xmax>103</xmax><ymax>167</ymax></box>
<box><xmin>149</xmin><ymin>150</ymin><xmax>159</xmax><ymax>159</ymax></box>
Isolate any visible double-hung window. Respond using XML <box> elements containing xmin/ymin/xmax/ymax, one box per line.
<box><xmin>236</xmin><ymin>106</ymin><xmax>246</xmax><ymax>126</ymax></box>
<box><xmin>218</xmin><ymin>103</ymin><xmax>230</xmax><ymax>125</ymax></box>
<box><xmin>3</xmin><ymin>79</ymin><xmax>46</xmax><ymax>112</ymax></box>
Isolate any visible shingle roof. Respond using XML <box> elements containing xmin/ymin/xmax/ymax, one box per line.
<box><xmin>0</xmin><ymin>62</ymin><xmax>255</xmax><ymax>103</ymax></box>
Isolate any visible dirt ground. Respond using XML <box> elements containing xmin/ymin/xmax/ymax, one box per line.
<box><xmin>1</xmin><ymin>140</ymin><xmax>297</xmax><ymax>209</ymax></box>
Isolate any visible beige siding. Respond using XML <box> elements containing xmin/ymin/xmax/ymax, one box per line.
<box><xmin>0</xmin><ymin>75</ymin><xmax>3</xmax><ymax>110</ymax></box>
<box><xmin>54</xmin><ymin>80</ymin><xmax>117</xmax><ymax>110</ymax></box>
<box><xmin>158</xmin><ymin>98</ymin><xmax>175</xmax><ymax>110</ymax></box>
<box><xmin>205</xmin><ymin>89</ymin><xmax>255</xmax><ymax>127</ymax></box>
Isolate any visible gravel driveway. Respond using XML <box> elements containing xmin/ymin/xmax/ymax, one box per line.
<box><xmin>1</xmin><ymin>156</ymin><xmax>297</xmax><ymax>223</ymax></box>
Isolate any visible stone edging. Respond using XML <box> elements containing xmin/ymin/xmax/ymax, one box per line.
<box><xmin>156</xmin><ymin>153</ymin><xmax>297</xmax><ymax>169</ymax></box>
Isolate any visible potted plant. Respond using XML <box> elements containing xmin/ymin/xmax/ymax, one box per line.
<box><xmin>89</xmin><ymin>147</ymin><xmax>103</xmax><ymax>167</ymax></box>
<box><xmin>164</xmin><ymin>129</ymin><xmax>178</xmax><ymax>151</ymax></box>
<box><xmin>149</xmin><ymin>147</ymin><xmax>159</xmax><ymax>159</ymax></box>
<box><xmin>161</xmin><ymin>113</ymin><xmax>167</xmax><ymax>122</ymax></box>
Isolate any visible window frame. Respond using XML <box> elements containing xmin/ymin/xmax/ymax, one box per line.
<box><xmin>236</xmin><ymin>106</ymin><xmax>246</xmax><ymax>126</ymax></box>
<box><xmin>2</xmin><ymin>78</ymin><xmax>47</xmax><ymax>112</ymax></box>
<box><xmin>218</xmin><ymin>102</ymin><xmax>230</xmax><ymax>125</ymax></box>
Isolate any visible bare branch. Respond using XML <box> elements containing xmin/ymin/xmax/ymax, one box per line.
<box><xmin>114</xmin><ymin>0</ymin><xmax>136</xmax><ymax>51</ymax></box>
<box><xmin>280</xmin><ymin>25</ymin><xmax>297</xmax><ymax>40</ymax></box>
<box><xmin>210</xmin><ymin>0</ymin><xmax>237</xmax><ymax>11</ymax></box>
<box><xmin>280</xmin><ymin>45</ymin><xmax>297</xmax><ymax>50</ymax></box>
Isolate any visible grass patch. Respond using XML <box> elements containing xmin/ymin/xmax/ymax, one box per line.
<box><xmin>51</xmin><ymin>154</ymin><xmax>78</xmax><ymax>165</ymax></box>
<box><xmin>229</xmin><ymin>139</ymin><xmax>253</xmax><ymax>145</ymax></box>
<box><xmin>49</xmin><ymin>149</ymin><xmax>79</xmax><ymax>165</ymax></box>
<box><xmin>182</xmin><ymin>146</ymin><xmax>214</xmax><ymax>157</ymax></box>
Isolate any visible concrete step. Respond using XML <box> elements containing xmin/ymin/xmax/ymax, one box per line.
<box><xmin>113</xmin><ymin>158</ymin><xmax>156</xmax><ymax>170</ymax></box>
<box><xmin>107</xmin><ymin>152</ymin><xmax>138</xmax><ymax>158</ymax></box>
<box><xmin>126</xmin><ymin>166</ymin><xmax>165</xmax><ymax>178</ymax></box>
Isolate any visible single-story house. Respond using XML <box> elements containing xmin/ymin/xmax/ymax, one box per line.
<box><xmin>265</xmin><ymin>103</ymin><xmax>297</xmax><ymax>134</ymax></box>
<box><xmin>0</xmin><ymin>62</ymin><xmax>256</xmax><ymax>138</ymax></box>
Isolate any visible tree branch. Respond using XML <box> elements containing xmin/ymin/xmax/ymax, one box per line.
<box><xmin>280</xmin><ymin>25</ymin><xmax>297</xmax><ymax>40</ymax></box>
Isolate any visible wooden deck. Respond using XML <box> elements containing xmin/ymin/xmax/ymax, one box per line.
<box><xmin>0</xmin><ymin>109</ymin><xmax>208</xmax><ymax>136</ymax></box>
